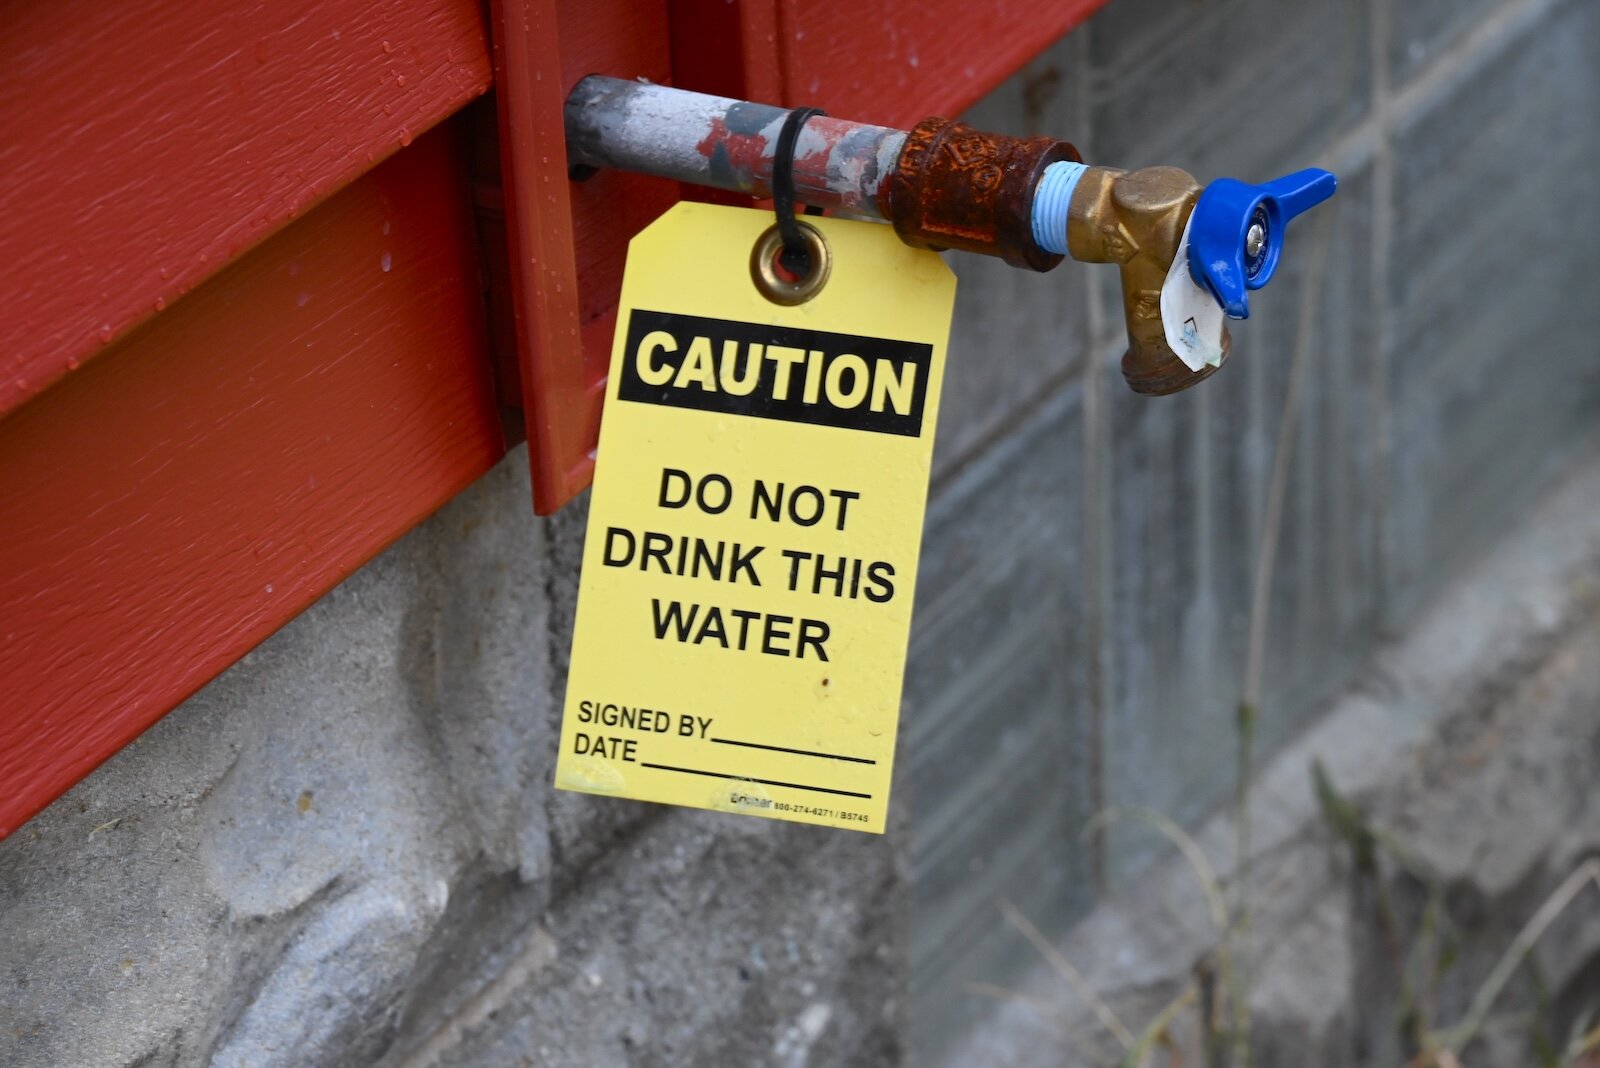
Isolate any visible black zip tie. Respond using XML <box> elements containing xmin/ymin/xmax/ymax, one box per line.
<box><xmin>772</xmin><ymin>106</ymin><xmax>827</xmax><ymax>276</ymax></box>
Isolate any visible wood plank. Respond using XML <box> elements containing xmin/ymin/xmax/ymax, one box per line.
<box><xmin>0</xmin><ymin>124</ymin><xmax>504</xmax><ymax>837</ymax></box>
<box><xmin>0</xmin><ymin>0</ymin><xmax>493</xmax><ymax>420</ymax></box>
<box><xmin>781</xmin><ymin>0</ymin><xmax>1110</xmax><ymax>126</ymax></box>
<box><xmin>491</xmin><ymin>0</ymin><xmax>678</xmax><ymax>512</ymax></box>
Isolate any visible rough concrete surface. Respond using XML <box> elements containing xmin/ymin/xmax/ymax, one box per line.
<box><xmin>0</xmin><ymin>452</ymin><xmax>902</xmax><ymax>1068</ymax></box>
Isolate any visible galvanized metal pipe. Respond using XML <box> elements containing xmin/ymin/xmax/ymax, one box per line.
<box><xmin>564</xmin><ymin>76</ymin><xmax>906</xmax><ymax>217</ymax></box>
<box><xmin>563</xmin><ymin>77</ymin><xmax>1237</xmax><ymax>395</ymax></box>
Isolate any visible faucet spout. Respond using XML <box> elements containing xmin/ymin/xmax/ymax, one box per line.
<box><xmin>1066</xmin><ymin>166</ymin><xmax>1230</xmax><ymax>395</ymax></box>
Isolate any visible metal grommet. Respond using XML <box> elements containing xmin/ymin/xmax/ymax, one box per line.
<box><xmin>750</xmin><ymin>221</ymin><xmax>831</xmax><ymax>305</ymax></box>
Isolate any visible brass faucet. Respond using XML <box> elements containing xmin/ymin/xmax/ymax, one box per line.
<box><xmin>876</xmin><ymin>117</ymin><xmax>1330</xmax><ymax>396</ymax></box>
<box><xmin>1067</xmin><ymin>166</ymin><xmax>1229</xmax><ymax>396</ymax></box>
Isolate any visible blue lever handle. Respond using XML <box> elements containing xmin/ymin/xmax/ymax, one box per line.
<box><xmin>1186</xmin><ymin>168</ymin><xmax>1337</xmax><ymax>319</ymax></box>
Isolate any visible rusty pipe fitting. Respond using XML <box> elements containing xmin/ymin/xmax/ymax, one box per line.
<box><xmin>884</xmin><ymin>117</ymin><xmax>1079</xmax><ymax>271</ymax></box>
<box><xmin>564</xmin><ymin>79</ymin><xmax>1081</xmax><ymax>272</ymax></box>
<box><xmin>1066</xmin><ymin>166</ymin><xmax>1230</xmax><ymax>395</ymax></box>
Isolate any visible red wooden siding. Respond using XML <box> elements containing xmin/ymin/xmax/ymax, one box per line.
<box><xmin>782</xmin><ymin>1</ymin><xmax>1107</xmax><ymax>127</ymax></box>
<box><xmin>0</xmin><ymin>0</ymin><xmax>492</xmax><ymax>419</ymax></box>
<box><xmin>0</xmin><ymin>0</ymin><xmax>1110</xmax><ymax>837</ymax></box>
<box><xmin>0</xmin><ymin>126</ymin><xmax>504</xmax><ymax>836</ymax></box>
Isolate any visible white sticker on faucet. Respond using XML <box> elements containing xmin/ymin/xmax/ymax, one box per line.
<box><xmin>1160</xmin><ymin>215</ymin><xmax>1226</xmax><ymax>372</ymax></box>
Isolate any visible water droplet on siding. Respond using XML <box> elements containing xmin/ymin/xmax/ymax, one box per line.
<box><xmin>380</xmin><ymin>252</ymin><xmax>392</xmax><ymax>272</ymax></box>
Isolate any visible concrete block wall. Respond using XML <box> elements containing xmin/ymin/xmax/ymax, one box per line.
<box><xmin>909</xmin><ymin>0</ymin><xmax>1600</xmax><ymax>1054</ymax></box>
<box><xmin>942</xmin><ymin>454</ymin><xmax>1600</xmax><ymax>1067</ymax></box>
<box><xmin>3</xmin><ymin>0</ymin><xmax>1598</xmax><ymax>1064</ymax></box>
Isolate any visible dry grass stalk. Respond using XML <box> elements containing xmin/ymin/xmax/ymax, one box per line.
<box><xmin>1430</xmin><ymin>858</ymin><xmax>1600</xmax><ymax>1058</ymax></box>
<box><xmin>998</xmin><ymin>896</ymin><xmax>1137</xmax><ymax>1050</ymax></box>
<box><xmin>964</xmin><ymin>980</ymin><xmax>1086</xmax><ymax>1044</ymax></box>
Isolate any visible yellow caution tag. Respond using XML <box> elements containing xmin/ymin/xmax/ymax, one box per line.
<box><xmin>556</xmin><ymin>202</ymin><xmax>954</xmax><ymax>833</ymax></box>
